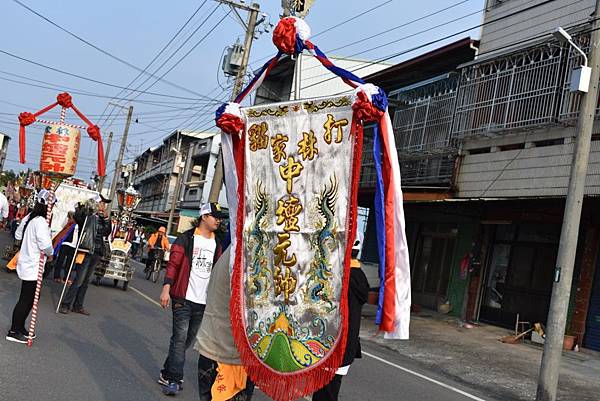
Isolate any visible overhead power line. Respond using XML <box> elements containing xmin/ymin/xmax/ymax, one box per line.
<box><xmin>10</xmin><ymin>0</ymin><xmax>223</xmax><ymax>100</ymax></box>
<box><xmin>0</xmin><ymin>48</ymin><xmax>218</xmax><ymax>102</ymax></box>
<box><xmin>131</xmin><ymin>7</ymin><xmax>232</xmax><ymax>100</ymax></box>
<box><xmin>299</xmin><ymin>0</ymin><xmax>558</xmax><ymax>92</ymax></box>
<box><xmin>126</xmin><ymin>4</ymin><xmax>221</xmax><ymax>102</ymax></box>
<box><xmin>97</xmin><ymin>0</ymin><xmax>209</xmax><ymax>125</ymax></box>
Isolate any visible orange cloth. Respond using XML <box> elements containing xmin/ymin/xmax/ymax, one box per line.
<box><xmin>147</xmin><ymin>233</ymin><xmax>170</xmax><ymax>251</ymax></box>
<box><xmin>211</xmin><ymin>363</ymin><xmax>247</xmax><ymax>401</ymax></box>
<box><xmin>7</xmin><ymin>251</ymin><xmax>18</xmax><ymax>270</ymax></box>
<box><xmin>351</xmin><ymin>258</ymin><xmax>361</xmax><ymax>269</ymax></box>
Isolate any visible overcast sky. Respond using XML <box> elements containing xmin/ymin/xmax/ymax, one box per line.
<box><xmin>0</xmin><ymin>0</ymin><xmax>483</xmax><ymax>181</ymax></box>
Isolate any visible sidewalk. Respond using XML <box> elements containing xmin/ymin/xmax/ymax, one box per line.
<box><xmin>360</xmin><ymin>306</ymin><xmax>600</xmax><ymax>401</ymax></box>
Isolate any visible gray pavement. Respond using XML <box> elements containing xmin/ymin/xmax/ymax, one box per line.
<box><xmin>0</xmin><ymin>229</ymin><xmax>560</xmax><ymax>401</ymax></box>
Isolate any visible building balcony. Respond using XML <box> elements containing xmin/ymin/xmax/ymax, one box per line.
<box><xmin>134</xmin><ymin>157</ymin><xmax>175</xmax><ymax>184</ymax></box>
<box><xmin>453</xmin><ymin>44</ymin><xmax>565</xmax><ymax>138</ymax></box>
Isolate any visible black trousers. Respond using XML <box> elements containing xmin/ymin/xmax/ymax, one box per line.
<box><xmin>53</xmin><ymin>247</ymin><xmax>75</xmax><ymax>280</ymax></box>
<box><xmin>312</xmin><ymin>375</ymin><xmax>343</xmax><ymax>401</ymax></box>
<box><xmin>10</xmin><ymin>280</ymin><xmax>37</xmax><ymax>333</ymax></box>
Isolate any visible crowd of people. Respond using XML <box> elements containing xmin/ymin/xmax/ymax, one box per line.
<box><xmin>2</xmin><ymin>193</ymin><xmax>368</xmax><ymax>401</ymax></box>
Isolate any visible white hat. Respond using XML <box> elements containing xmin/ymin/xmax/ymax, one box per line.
<box><xmin>37</xmin><ymin>189</ymin><xmax>51</xmax><ymax>205</ymax></box>
<box><xmin>199</xmin><ymin>202</ymin><xmax>226</xmax><ymax>218</ymax></box>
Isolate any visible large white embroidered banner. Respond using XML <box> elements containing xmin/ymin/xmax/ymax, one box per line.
<box><xmin>229</xmin><ymin>94</ymin><xmax>360</xmax><ymax>399</ymax></box>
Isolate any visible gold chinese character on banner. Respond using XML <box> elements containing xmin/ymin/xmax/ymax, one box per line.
<box><xmin>323</xmin><ymin>113</ymin><xmax>348</xmax><ymax>144</ymax></box>
<box><xmin>271</xmin><ymin>133</ymin><xmax>288</xmax><ymax>163</ymax></box>
<box><xmin>273</xmin><ymin>233</ymin><xmax>297</xmax><ymax>267</ymax></box>
<box><xmin>297</xmin><ymin>130</ymin><xmax>318</xmax><ymax>161</ymax></box>
<box><xmin>274</xmin><ymin>265</ymin><xmax>297</xmax><ymax>304</ymax></box>
<box><xmin>279</xmin><ymin>156</ymin><xmax>304</xmax><ymax>194</ymax></box>
<box><xmin>276</xmin><ymin>195</ymin><xmax>302</xmax><ymax>232</ymax></box>
<box><xmin>248</xmin><ymin>122</ymin><xmax>269</xmax><ymax>151</ymax></box>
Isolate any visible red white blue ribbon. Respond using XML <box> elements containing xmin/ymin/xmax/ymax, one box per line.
<box><xmin>217</xmin><ymin>18</ymin><xmax>411</xmax><ymax>340</ymax></box>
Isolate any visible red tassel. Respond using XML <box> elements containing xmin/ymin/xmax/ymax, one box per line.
<box><xmin>96</xmin><ymin>137</ymin><xmax>106</xmax><ymax>177</ymax></box>
<box><xmin>19</xmin><ymin>125</ymin><xmax>26</xmax><ymax>164</ymax></box>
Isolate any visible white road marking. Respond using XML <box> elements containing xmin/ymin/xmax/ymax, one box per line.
<box><xmin>130</xmin><ymin>284</ymin><xmax>486</xmax><ymax>401</ymax></box>
<box><xmin>129</xmin><ymin>286</ymin><xmax>162</xmax><ymax>308</ymax></box>
<box><xmin>362</xmin><ymin>351</ymin><xmax>488</xmax><ymax>401</ymax></box>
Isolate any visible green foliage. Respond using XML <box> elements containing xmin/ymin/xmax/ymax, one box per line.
<box><xmin>0</xmin><ymin>170</ymin><xmax>17</xmax><ymax>188</ymax></box>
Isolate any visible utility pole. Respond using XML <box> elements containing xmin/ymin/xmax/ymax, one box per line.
<box><xmin>108</xmin><ymin>105</ymin><xmax>134</xmax><ymax>209</ymax></box>
<box><xmin>208</xmin><ymin>0</ymin><xmax>260</xmax><ymax>203</ymax></box>
<box><xmin>166</xmin><ymin>135</ymin><xmax>183</xmax><ymax>235</ymax></box>
<box><xmin>536</xmin><ymin>4</ymin><xmax>600</xmax><ymax>401</ymax></box>
<box><xmin>98</xmin><ymin>131</ymin><xmax>113</xmax><ymax>191</ymax></box>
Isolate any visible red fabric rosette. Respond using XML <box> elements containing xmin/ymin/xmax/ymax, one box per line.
<box><xmin>272</xmin><ymin>17</ymin><xmax>297</xmax><ymax>55</ymax></box>
<box><xmin>217</xmin><ymin>113</ymin><xmax>245</xmax><ymax>135</ymax></box>
<box><xmin>352</xmin><ymin>91</ymin><xmax>385</xmax><ymax>123</ymax></box>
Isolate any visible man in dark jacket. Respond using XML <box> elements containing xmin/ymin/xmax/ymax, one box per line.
<box><xmin>157</xmin><ymin>202</ymin><xmax>225</xmax><ymax>396</ymax></box>
<box><xmin>59</xmin><ymin>200</ymin><xmax>111</xmax><ymax>315</ymax></box>
<box><xmin>312</xmin><ymin>237</ymin><xmax>370</xmax><ymax>401</ymax></box>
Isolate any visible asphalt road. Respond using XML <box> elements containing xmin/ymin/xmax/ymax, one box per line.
<box><xmin>0</xmin><ymin>234</ymin><xmax>502</xmax><ymax>401</ymax></box>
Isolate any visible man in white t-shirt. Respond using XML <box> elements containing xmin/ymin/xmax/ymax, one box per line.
<box><xmin>0</xmin><ymin>191</ymin><xmax>9</xmax><ymax>223</ymax></box>
<box><xmin>157</xmin><ymin>202</ymin><xmax>225</xmax><ymax>396</ymax></box>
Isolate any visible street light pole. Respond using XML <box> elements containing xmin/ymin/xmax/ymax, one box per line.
<box><xmin>166</xmin><ymin>135</ymin><xmax>183</xmax><ymax>235</ymax></box>
<box><xmin>109</xmin><ymin>105</ymin><xmax>134</xmax><ymax>209</ymax></box>
<box><xmin>536</xmin><ymin>5</ymin><xmax>600</xmax><ymax>401</ymax></box>
<box><xmin>98</xmin><ymin>131</ymin><xmax>113</xmax><ymax>191</ymax></box>
<box><xmin>208</xmin><ymin>1</ymin><xmax>260</xmax><ymax>203</ymax></box>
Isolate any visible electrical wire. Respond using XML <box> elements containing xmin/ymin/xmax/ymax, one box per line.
<box><xmin>96</xmin><ymin>0</ymin><xmax>209</xmax><ymax>126</ymax></box>
<box><xmin>0</xmin><ymin>48</ymin><xmax>215</xmax><ymax>101</ymax></box>
<box><xmin>126</xmin><ymin>4</ymin><xmax>221</xmax><ymax>102</ymax></box>
<box><xmin>130</xmin><ymin>8</ymin><xmax>232</xmax><ymax>100</ymax></box>
<box><xmin>298</xmin><ymin>0</ymin><xmax>558</xmax><ymax>93</ymax></box>
<box><xmin>10</xmin><ymin>0</ymin><xmax>221</xmax><ymax>100</ymax></box>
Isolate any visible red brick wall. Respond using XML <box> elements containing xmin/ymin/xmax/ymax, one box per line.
<box><xmin>570</xmin><ymin>227</ymin><xmax>600</xmax><ymax>346</ymax></box>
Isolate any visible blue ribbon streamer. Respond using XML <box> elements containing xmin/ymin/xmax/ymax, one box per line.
<box><xmin>373</xmin><ymin>123</ymin><xmax>386</xmax><ymax>325</ymax></box>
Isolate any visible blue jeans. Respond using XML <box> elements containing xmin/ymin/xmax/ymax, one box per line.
<box><xmin>161</xmin><ymin>299</ymin><xmax>205</xmax><ymax>383</ymax></box>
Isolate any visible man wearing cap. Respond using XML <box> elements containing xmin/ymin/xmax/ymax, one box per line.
<box><xmin>157</xmin><ymin>202</ymin><xmax>225</xmax><ymax>396</ymax></box>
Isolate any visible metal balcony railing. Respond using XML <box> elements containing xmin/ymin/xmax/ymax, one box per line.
<box><xmin>453</xmin><ymin>44</ymin><xmax>564</xmax><ymax>138</ymax></box>
<box><xmin>392</xmin><ymin>75</ymin><xmax>459</xmax><ymax>154</ymax></box>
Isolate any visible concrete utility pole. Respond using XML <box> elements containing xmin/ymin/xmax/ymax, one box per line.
<box><xmin>97</xmin><ymin>131</ymin><xmax>113</xmax><ymax>191</ymax></box>
<box><xmin>536</xmin><ymin>4</ymin><xmax>600</xmax><ymax>401</ymax></box>
<box><xmin>108</xmin><ymin>105</ymin><xmax>134</xmax><ymax>208</ymax></box>
<box><xmin>208</xmin><ymin>0</ymin><xmax>260</xmax><ymax>203</ymax></box>
<box><xmin>166</xmin><ymin>135</ymin><xmax>183</xmax><ymax>235</ymax></box>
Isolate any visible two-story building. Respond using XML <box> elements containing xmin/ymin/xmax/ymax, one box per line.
<box><xmin>132</xmin><ymin>130</ymin><xmax>225</xmax><ymax>231</ymax></box>
<box><xmin>357</xmin><ymin>0</ymin><xmax>600</xmax><ymax>351</ymax></box>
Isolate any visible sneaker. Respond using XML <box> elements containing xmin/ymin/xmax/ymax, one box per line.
<box><xmin>162</xmin><ymin>382</ymin><xmax>180</xmax><ymax>396</ymax></box>
<box><xmin>19</xmin><ymin>330</ymin><xmax>36</xmax><ymax>340</ymax></box>
<box><xmin>6</xmin><ymin>331</ymin><xmax>28</xmax><ymax>344</ymax></box>
<box><xmin>59</xmin><ymin>305</ymin><xmax>70</xmax><ymax>314</ymax></box>
<box><xmin>157</xmin><ymin>373</ymin><xmax>169</xmax><ymax>386</ymax></box>
<box><xmin>158</xmin><ymin>374</ymin><xmax>183</xmax><ymax>389</ymax></box>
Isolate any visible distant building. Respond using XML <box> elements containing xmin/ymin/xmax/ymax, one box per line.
<box><xmin>255</xmin><ymin>54</ymin><xmax>391</xmax><ymax>104</ymax></box>
<box><xmin>132</xmin><ymin>131</ymin><xmax>226</xmax><ymax>232</ymax></box>
<box><xmin>0</xmin><ymin>132</ymin><xmax>11</xmax><ymax>171</ymax></box>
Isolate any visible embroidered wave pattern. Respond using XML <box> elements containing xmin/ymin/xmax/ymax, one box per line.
<box><xmin>247</xmin><ymin>306</ymin><xmax>334</xmax><ymax>372</ymax></box>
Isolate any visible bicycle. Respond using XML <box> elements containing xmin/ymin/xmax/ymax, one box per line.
<box><xmin>145</xmin><ymin>248</ymin><xmax>165</xmax><ymax>283</ymax></box>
